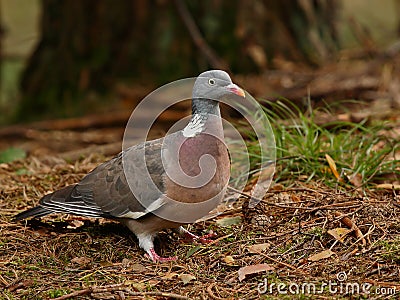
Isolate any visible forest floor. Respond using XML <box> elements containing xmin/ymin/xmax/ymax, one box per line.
<box><xmin>1</xmin><ymin>50</ymin><xmax>400</xmax><ymax>299</ymax></box>
<box><xmin>1</xmin><ymin>158</ymin><xmax>399</xmax><ymax>299</ymax></box>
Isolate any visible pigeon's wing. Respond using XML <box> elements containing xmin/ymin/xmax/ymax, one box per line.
<box><xmin>37</xmin><ymin>184</ymin><xmax>105</xmax><ymax>218</ymax></box>
<box><xmin>86</xmin><ymin>137</ymin><xmax>166</xmax><ymax>218</ymax></box>
<box><xmin>36</xmin><ymin>138</ymin><xmax>166</xmax><ymax>219</ymax></box>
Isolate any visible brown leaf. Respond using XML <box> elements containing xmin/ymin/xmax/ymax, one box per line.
<box><xmin>178</xmin><ymin>273</ymin><xmax>196</xmax><ymax>285</ymax></box>
<box><xmin>32</xmin><ymin>228</ymin><xmax>50</xmax><ymax>237</ymax></box>
<box><xmin>147</xmin><ymin>279</ymin><xmax>160</xmax><ymax>287</ymax></box>
<box><xmin>130</xmin><ymin>263</ymin><xmax>147</xmax><ymax>272</ymax></box>
<box><xmin>238</xmin><ymin>264</ymin><xmax>275</xmax><ymax>281</ymax></box>
<box><xmin>375</xmin><ymin>183</ymin><xmax>400</xmax><ymax>190</ymax></box>
<box><xmin>328</xmin><ymin>228</ymin><xmax>351</xmax><ymax>243</ymax></box>
<box><xmin>161</xmin><ymin>272</ymin><xmax>179</xmax><ymax>280</ymax></box>
<box><xmin>325</xmin><ymin>154</ymin><xmax>342</xmax><ymax>181</ymax></box>
<box><xmin>223</xmin><ymin>255</ymin><xmax>236</xmax><ymax>266</ymax></box>
<box><xmin>290</xmin><ymin>194</ymin><xmax>301</xmax><ymax>202</ymax></box>
<box><xmin>348</xmin><ymin>173</ymin><xmax>363</xmax><ymax>188</ymax></box>
<box><xmin>66</xmin><ymin>219</ymin><xmax>85</xmax><ymax>229</ymax></box>
<box><xmin>71</xmin><ymin>256</ymin><xmax>91</xmax><ymax>266</ymax></box>
<box><xmin>99</xmin><ymin>261</ymin><xmax>113</xmax><ymax>267</ymax></box>
<box><xmin>0</xmin><ymin>163</ymin><xmax>9</xmax><ymax>169</ymax></box>
<box><xmin>270</xmin><ymin>183</ymin><xmax>284</xmax><ymax>191</ymax></box>
<box><xmin>246</xmin><ymin>243</ymin><xmax>270</xmax><ymax>253</ymax></box>
<box><xmin>125</xmin><ymin>281</ymin><xmax>146</xmax><ymax>291</ymax></box>
<box><xmin>6</xmin><ymin>279</ymin><xmax>34</xmax><ymax>292</ymax></box>
<box><xmin>121</xmin><ymin>259</ymin><xmax>146</xmax><ymax>272</ymax></box>
<box><xmin>308</xmin><ymin>249</ymin><xmax>334</xmax><ymax>262</ymax></box>
<box><xmin>121</xmin><ymin>258</ymin><xmax>130</xmax><ymax>267</ymax></box>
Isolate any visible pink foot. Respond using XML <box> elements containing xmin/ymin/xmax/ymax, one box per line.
<box><xmin>146</xmin><ymin>248</ymin><xmax>177</xmax><ymax>262</ymax></box>
<box><xmin>181</xmin><ymin>229</ymin><xmax>217</xmax><ymax>244</ymax></box>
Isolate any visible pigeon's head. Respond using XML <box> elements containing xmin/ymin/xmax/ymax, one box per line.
<box><xmin>192</xmin><ymin>70</ymin><xmax>245</xmax><ymax>101</ymax></box>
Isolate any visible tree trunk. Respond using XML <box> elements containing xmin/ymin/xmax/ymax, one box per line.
<box><xmin>0</xmin><ymin>4</ymin><xmax>3</xmax><ymax>89</ymax></box>
<box><xmin>18</xmin><ymin>0</ymin><xmax>339</xmax><ymax>121</ymax></box>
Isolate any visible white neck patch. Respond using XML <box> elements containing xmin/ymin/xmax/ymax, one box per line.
<box><xmin>182</xmin><ymin>114</ymin><xmax>206</xmax><ymax>137</ymax></box>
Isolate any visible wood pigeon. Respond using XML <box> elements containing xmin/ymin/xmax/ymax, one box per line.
<box><xmin>15</xmin><ymin>70</ymin><xmax>245</xmax><ymax>262</ymax></box>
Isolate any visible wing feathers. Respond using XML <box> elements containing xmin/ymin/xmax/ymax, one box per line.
<box><xmin>39</xmin><ymin>185</ymin><xmax>106</xmax><ymax>218</ymax></box>
<box><xmin>16</xmin><ymin>138</ymin><xmax>167</xmax><ymax>221</ymax></box>
<box><xmin>14</xmin><ymin>206</ymin><xmax>51</xmax><ymax>220</ymax></box>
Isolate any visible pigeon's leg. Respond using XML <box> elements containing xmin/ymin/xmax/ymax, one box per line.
<box><xmin>147</xmin><ymin>248</ymin><xmax>177</xmax><ymax>262</ymax></box>
<box><xmin>137</xmin><ymin>233</ymin><xmax>177</xmax><ymax>262</ymax></box>
<box><xmin>178</xmin><ymin>226</ymin><xmax>217</xmax><ymax>244</ymax></box>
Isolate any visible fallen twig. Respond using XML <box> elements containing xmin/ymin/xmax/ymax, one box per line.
<box><xmin>334</xmin><ymin>211</ymin><xmax>367</xmax><ymax>247</ymax></box>
<box><xmin>207</xmin><ymin>283</ymin><xmax>226</xmax><ymax>300</ymax></box>
<box><xmin>5</xmin><ymin>279</ymin><xmax>34</xmax><ymax>292</ymax></box>
<box><xmin>308</xmin><ymin>201</ymin><xmax>362</xmax><ymax>212</ymax></box>
<box><xmin>253</xmin><ymin>250</ymin><xmax>304</xmax><ymax>273</ymax></box>
<box><xmin>228</xmin><ymin>186</ymin><xmax>312</xmax><ymax>209</ymax></box>
<box><xmin>229</xmin><ymin>186</ymin><xmax>362</xmax><ymax>211</ymax></box>
<box><xmin>0</xmin><ymin>111</ymin><xmax>131</xmax><ymax>138</ymax></box>
<box><xmin>331</xmin><ymin>206</ymin><xmax>364</xmax><ymax>222</ymax></box>
<box><xmin>364</xmin><ymin>278</ymin><xmax>400</xmax><ymax>288</ymax></box>
<box><xmin>52</xmin><ymin>287</ymin><xmax>92</xmax><ymax>300</ymax></box>
<box><xmin>125</xmin><ymin>290</ymin><xmax>190</xmax><ymax>299</ymax></box>
<box><xmin>53</xmin><ymin>283</ymin><xmax>190</xmax><ymax>300</ymax></box>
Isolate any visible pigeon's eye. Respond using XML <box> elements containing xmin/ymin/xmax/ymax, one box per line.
<box><xmin>208</xmin><ymin>79</ymin><xmax>216</xmax><ymax>86</ymax></box>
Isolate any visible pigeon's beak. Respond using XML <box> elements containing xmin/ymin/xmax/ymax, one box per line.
<box><xmin>227</xmin><ymin>83</ymin><xmax>245</xmax><ymax>98</ymax></box>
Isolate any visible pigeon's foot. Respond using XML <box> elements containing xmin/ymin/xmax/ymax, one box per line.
<box><xmin>146</xmin><ymin>248</ymin><xmax>177</xmax><ymax>262</ymax></box>
<box><xmin>179</xmin><ymin>227</ymin><xmax>217</xmax><ymax>244</ymax></box>
<box><xmin>136</xmin><ymin>233</ymin><xmax>177</xmax><ymax>262</ymax></box>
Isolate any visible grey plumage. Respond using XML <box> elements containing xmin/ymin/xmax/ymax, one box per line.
<box><xmin>15</xmin><ymin>70</ymin><xmax>245</xmax><ymax>262</ymax></box>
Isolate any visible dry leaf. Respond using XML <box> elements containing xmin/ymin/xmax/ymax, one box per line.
<box><xmin>337</xmin><ymin>113</ymin><xmax>351</xmax><ymax>122</ymax></box>
<box><xmin>290</xmin><ymin>194</ymin><xmax>301</xmax><ymax>202</ymax></box>
<box><xmin>223</xmin><ymin>255</ymin><xmax>236</xmax><ymax>266</ymax></box>
<box><xmin>270</xmin><ymin>183</ymin><xmax>284</xmax><ymax>191</ymax></box>
<box><xmin>99</xmin><ymin>261</ymin><xmax>113</xmax><ymax>267</ymax></box>
<box><xmin>33</xmin><ymin>228</ymin><xmax>50</xmax><ymax>237</ymax></box>
<box><xmin>161</xmin><ymin>272</ymin><xmax>179</xmax><ymax>280</ymax></box>
<box><xmin>71</xmin><ymin>256</ymin><xmax>91</xmax><ymax>266</ymax></box>
<box><xmin>6</xmin><ymin>279</ymin><xmax>33</xmax><ymax>292</ymax></box>
<box><xmin>247</xmin><ymin>243</ymin><xmax>270</xmax><ymax>253</ymax></box>
<box><xmin>308</xmin><ymin>249</ymin><xmax>334</xmax><ymax>262</ymax></box>
<box><xmin>325</xmin><ymin>154</ymin><xmax>341</xmax><ymax>181</ymax></box>
<box><xmin>375</xmin><ymin>183</ymin><xmax>400</xmax><ymax>190</ymax></box>
<box><xmin>124</xmin><ymin>281</ymin><xmax>146</xmax><ymax>291</ymax></box>
<box><xmin>121</xmin><ymin>258</ymin><xmax>131</xmax><ymax>268</ymax></box>
<box><xmin>66</xmin><ymin>219</ymin><xmax>85</xmax><ymax>229</ymax></box>
<box><xmin>178</xmin><ymin>274</ymin><xmax>196</xmax><ymax>284</ymax></box>
<box><xmin>277</xmin><ymin>192</ymin><xmax>291</xmax><ymax>203</ymax></box>
<box><xmin>216</xmin><ymin>216</ymin><xmax>241</xmax><ymax>227</ymax></box>
<box><xmin>147</xmin><ymin>279</ymin><xmax>160</xmax><ymax>287</ymax></box>
<box><xmin>0</xmin><ymin>163</ymin><xmax>9</xmax><ymax>169</ymax></box>
<box><xmin>328</xmin><ymin>228</ymin><xmax>351</xmax><ymax>243</ymax></box>
<box><xmin>131</xmin><ymin>263</ymin><xmax>146</xmax><ymax>272</ymax></box>
<box><xmin>122</xmin><ymin>260</ymin><xmax>146</xmax><ymax>272</ymax></box>
<box><xmin>238</xmin><ymin>264</ymin><xmax>275</xmax><ymax>281</ymax></box>
<box><xmin>348</xmin><ymin>173</ymin><xmax>363</xmax><ymax>188</ymax></box>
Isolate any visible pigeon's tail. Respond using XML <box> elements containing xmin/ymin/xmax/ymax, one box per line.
<box><xmin>14</xmin><ymin>186</ymin><xmax>75</xmax><ymax>221</ymax></box>
<box><xmin>14</xmin><ymin>205</ymin><xmax>52</xmax><ymax>221</ymax></box>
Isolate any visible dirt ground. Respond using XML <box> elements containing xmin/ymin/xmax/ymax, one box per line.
<box><xmin>1</xmin><ymin>156</ymin><xmax>399</xmax><ymax>299</ymax></box>
<box><xmin>1</xmin><ymin>50</ymin><xmax>400</xmax><ymax>299</ymax></box>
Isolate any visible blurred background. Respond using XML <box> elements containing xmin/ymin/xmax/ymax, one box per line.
<box><xmin>1</xmin><ymin>0</ymin><xmax>400</xmax><ymax>156</ymax></box>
